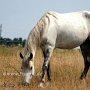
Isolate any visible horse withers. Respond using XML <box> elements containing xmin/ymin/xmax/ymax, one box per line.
<box><xmin>20</xmin><ymin>11</ymin><xmax>90</xmax><ymax>86</ymax></box>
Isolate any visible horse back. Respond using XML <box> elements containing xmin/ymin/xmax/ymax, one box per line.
<box><xmin>42</xmin><ymin>11</ymin><xmax>90</xmax><ymax>49</ymax></box>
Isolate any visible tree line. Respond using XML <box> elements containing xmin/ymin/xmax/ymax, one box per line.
<box><xmin>0</xmin><ymin>37</ymin><xmax>26</xmax><ymax>47</ymax></box>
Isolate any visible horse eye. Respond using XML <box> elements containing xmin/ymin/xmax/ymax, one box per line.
<box><xmin>30</xmin><ymin>67</ymin><xmax>32</xmax><ymax>70</ymax></box>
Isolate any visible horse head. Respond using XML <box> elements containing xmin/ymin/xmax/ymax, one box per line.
<box><xmin>20</xmin><ymin>52</ymin><xmax>34</xmax><ymax>86</ymax></box>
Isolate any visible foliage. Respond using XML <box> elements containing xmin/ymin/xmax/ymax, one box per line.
<box><xmin>0</xmin><ymin>37</ymin><xmax>26</xmax><ymax>47</ymax></box>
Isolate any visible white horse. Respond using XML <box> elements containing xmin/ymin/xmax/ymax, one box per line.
<box><xmin>20</xmin><ymin>11</ymin><xmax>90</xmax><ymax>86</ymax></box>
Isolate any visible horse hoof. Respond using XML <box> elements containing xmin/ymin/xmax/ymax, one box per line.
<box><xmin>80</xmin><ymin>74</ymin><xmax>86</xmax><ymax>80</ymax></box>
<box><xmin>38</xmin><ymin>82</ymin><xmax>44</xmax><ymax>88</ymax></box>
<box><xmin>45</xmin><ymin>82</ymin><xmax>50</xmax><ymax>87</ymax></box>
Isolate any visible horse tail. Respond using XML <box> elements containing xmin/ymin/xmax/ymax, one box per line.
<box><xmin>84</xmin><ymin>11</ymin><xmax>90</xmax><ymax>19</ymax></box>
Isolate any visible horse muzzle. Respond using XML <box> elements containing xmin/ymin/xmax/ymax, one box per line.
<box><xmin>22</xmin><ymin>71</ymin><xmax>33</xmax><ymax>86</ymax></box>
<box><xmin>23</xmin><ymin>82</ymin><xmax>29</xmax><ymax>86</ymax></box>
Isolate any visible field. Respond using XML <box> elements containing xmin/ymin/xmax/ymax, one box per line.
<box><xmin>0</xmin><ymin>46</ymin><xmax>90</xmax><ymax>90</ymax></box>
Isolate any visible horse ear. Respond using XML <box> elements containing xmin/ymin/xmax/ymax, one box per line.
<box><xmin>29</xmin><ymin>53</ymin><xmax>33</xmax><ymax>60</ymax></box>
<box><xmin>20</xmin><ymin>52</ymin><xmax>24</xmax><ymax>59</ymax></box>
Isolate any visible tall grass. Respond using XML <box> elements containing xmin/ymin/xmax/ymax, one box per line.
<box><xmin>0</xmin><ymin>46</ymin><xmax>90</xmax><ymax>90</ymax></box>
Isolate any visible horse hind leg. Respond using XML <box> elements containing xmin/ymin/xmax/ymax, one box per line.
<box><xmin>80</xmin><ymin>56</ymin><xmax>90</xmax><ymax>79</ymax></box>
<box><xmin>80</xmin><ymin>38</ymin><xmax>90</xmax><ymax>79</ymax></box>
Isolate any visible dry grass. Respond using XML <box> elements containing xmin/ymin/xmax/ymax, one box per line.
<box><xmin>0</xmin><ymin>46</ymin><xmax>90</xmax><ymax>90</ymax></box>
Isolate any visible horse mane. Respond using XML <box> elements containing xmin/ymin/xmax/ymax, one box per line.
<box><xmin>25</xmin><ymin>12</ymin><xmax>50</xmax><ymax>52</ymax></box>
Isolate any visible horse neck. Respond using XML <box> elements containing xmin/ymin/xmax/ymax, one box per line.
<box><xmin>26</xmin><ymin>15</ymin><xmax>46</xmax><ymax>57</ymax></box>
<box><xmin>29</xmin><ymin>22</ymin><xmax>44</xmax><ymax>46</ymax></box>
<box><xmin>26</xmin><ymin>29</ymin><xmax>41</xmax><ymax>58</ymax></box>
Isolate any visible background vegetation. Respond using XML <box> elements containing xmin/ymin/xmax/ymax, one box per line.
<box><xmin>0</xmin><ymin>37</ymin><xmax>26</xmax><ymax>47</ymax></box>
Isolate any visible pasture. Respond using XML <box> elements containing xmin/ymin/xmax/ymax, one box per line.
<box><xmin>0</xmin><ymin>45</ymin><xmax>90</xmax><ymax>90</ymax></box>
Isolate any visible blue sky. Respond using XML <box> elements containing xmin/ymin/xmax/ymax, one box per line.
<box><xmin>0</xmin><ymin>0</ymin><xmax>90</xmax><ymax>39</ymax></box>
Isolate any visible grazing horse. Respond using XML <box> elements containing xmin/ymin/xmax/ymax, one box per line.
<box><xmin>20</xmin><ymin>11</ymin><xmax>90</xmax><ymax>86</ymax></box>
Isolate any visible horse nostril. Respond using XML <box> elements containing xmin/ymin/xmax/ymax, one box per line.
<box><xmin>23</xmin><ymin>82</ymin><xmax>29</xmax><ymax>86</ymax></box>
<box><xmin>21</xmin><ymin>66</ymin><xmax>23</xmax><ymax>69</ymax></box>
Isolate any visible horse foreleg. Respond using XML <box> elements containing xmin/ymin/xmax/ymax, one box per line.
<box><xmin>41</xmin><ymin>47</ymin><xmax>53</xmax><ymax>83</ymax></box>
<box><xmin>41</xmin><ymin>61</ymin><xmax>51</xmax><ymax>83</ymax></box>
<box><xmin>47</xmin><ymin>62</ymin><xmax>51</xmax><ymax>81</ymax></box>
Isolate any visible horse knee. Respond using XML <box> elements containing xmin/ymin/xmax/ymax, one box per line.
<box><xmin>42</xmin><ymin>64</ymin><xmax>48</xmax><ymax>71</ymax></box>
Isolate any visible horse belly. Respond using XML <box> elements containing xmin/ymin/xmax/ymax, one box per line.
<box><xmin>55</xmin><ymin>29</ymin><xmax>88</xmax><ymax>49</ymax></box>
<box><xmin>55</xmin><ymin>15</ymin><xmax>89</xmax><ymax>49</ymax></box>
